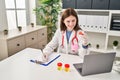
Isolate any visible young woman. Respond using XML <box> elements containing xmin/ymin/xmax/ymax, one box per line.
<box><xmin>42</xmin><ymin>8</ymin><xmax>88</xmax><ymax>61</ymax></box>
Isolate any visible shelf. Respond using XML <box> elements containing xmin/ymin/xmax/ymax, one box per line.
<box><xmin>60</xmin><ymin>9</ymin><xmax>120</xmax><ymax>58</ymax></box>
<box><xmin>107</xmin><ymin>47</ymin><xmax>120</xmax><ymax>57</ymax></box>
<box><xmin>89</xmin><ymin>48</ymin><xmax>108</xmax><ymax>53</ymax></box>
<box><xmin>0</xmin><ymin>25</ymin><xmax>46</xmax><ymax>39</ymax></box>
<box><xmin>75</xmin><ymin>9</ymin><xmax>110</xmax><ymax>12</ymax></box>
<box><xmin>86</xmin><ymin>30</ymin><xmax>107</xmax><ymax>33</ymax></box>
<box><xmin>89</xmin><ymin>47</ymin><xmax>120</xmax><ymax>57</ymax></box>
<box><xmin>108</xmin><ymin>30</ymin><xmax>120</xmax><ymax>36</ymax></box>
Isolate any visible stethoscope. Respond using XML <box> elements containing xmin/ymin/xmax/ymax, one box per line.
<box><xmin>61</xmin><ymin>31</ymin><xmax>78</xmax><ymax>48</ymax></box>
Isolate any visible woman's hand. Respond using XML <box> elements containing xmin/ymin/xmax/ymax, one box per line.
<box><xmin>79</xmin><ymin>31</ymin><xmax>88</xmax><ymax>46</ymax></box>
<box><xmin>42</xmin><ymin>53</ymin><xmax>49</xmax><ymax>62</ymax></box>
<box><xmin>82</xmin><ymin>34</ymin><xmax>88</xmax><ymax>46</ymax></box>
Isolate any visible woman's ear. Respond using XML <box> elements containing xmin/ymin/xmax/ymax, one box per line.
<box><xmin>63</xmin><ymin>20</ymin><xmax>65</xmax><ymax>24</ymax></box>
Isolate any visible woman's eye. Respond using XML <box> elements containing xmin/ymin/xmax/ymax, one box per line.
<box><xmin>67</xmin><ymin>21</ymin><xmax>70</xmax><ymax>23</ymax></box>
<box><xmin>72</xmin><ymin>20</ymin><xmax>75</xmax><ymax>22</ymax></box>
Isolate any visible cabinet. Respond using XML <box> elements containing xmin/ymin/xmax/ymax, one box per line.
<box><xmin>62</xmin><ymin>0</ymin><xmax>120</xmax><ymax>10</ymax></box>
<box><xmin>8</xmin><ymin>36</ymin><xmax>26</xmax><ymax>56</ymax></box>
<box><xmin>62</xmin><ymin>0</ymin><xmax>92</xmax><ymax>9</ymax></box>
<box><xmin>62</xmin><ymin>0</ymin><xmax>76</xmax><ymax>9</ymax></box>
<box><xmin>92</xmin><ymin>0</ymin><xmax>109</xmax><ymax>9</ymax></box>
<box><xmin>109</xmin><ymin>0</ymin><xmax>120</xmax><ymax>10</ymax></box>
<box><xmin>76</xmin><ymin>0</ymin><xmax>92</xmax><ymax>9</ymax></box>
<box><xmin>0</xmin><ymin>25</ymin><xmax>47</xmax><ymax>60</ymax></box>
<box><xmin>77</xmin><ymin>10</ymin><xmax>120</xmax><ymax>57</ymax></box>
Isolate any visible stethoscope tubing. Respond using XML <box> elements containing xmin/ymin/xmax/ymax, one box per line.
<box><xmin>61</xmin><ymin>31</ymin><xmax>78</xmax><ymax>48</ymax></box>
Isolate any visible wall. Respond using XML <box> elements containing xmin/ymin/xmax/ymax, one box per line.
<box><xmin>29</xmin><ymin>0</ymin><xmax>36</xmax><ymax>25</ymax></box>
<box><xmin>0</xmin><ymin>0</ymin><xmax>8</xmax><ymax>31</ymax></box>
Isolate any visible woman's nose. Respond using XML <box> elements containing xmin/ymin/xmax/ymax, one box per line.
<box><xmin>69</xmin><ymin>22</ymin><xmax>73</xmax><ymax>26</ymax></box>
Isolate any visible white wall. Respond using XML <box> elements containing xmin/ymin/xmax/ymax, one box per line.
<box><xmin>29</xmin><ymin>0</ymin><xmax>36</xmax><ymax>25</ymax></box>
<box><xmin>0</xmin><ymin>0</ymin><xmax>8</xmax><ymax>31</ymax></box>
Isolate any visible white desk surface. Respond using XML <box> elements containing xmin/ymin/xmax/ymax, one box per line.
<box><xmin>0</xmin><ymin>48</ymin><xmax>120</xmax><ymax>80</ymax></box>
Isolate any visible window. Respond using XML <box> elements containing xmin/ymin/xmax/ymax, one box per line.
<box><xmin>5</xmin><ymin>0</ymin><xmax>27</xmax><ymax>30</ymax></box>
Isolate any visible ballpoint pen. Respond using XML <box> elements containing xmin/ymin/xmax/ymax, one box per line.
<box><xmin>30</xmin><ymin>60</ymin><xmax>44</xmax><ymax>64</ymax></box>
<box><xmin>30</xmin><ymin>54</ymin><xmax>61</xmax><ymax>66</ymax></box>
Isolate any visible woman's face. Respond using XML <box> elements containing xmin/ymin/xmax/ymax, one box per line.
<box><xmin>64</xmin><ymin>15</ymin><xmax>77</xmax><ymax>31</ymax></box>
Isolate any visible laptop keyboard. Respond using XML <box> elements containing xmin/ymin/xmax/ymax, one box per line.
<box><xmin>73</xmin><ymin>63</ymin><xmax>83</xmax><ymax>72</ymax></box>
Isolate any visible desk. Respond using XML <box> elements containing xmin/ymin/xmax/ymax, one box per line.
<box><xmin>0</xmin><ymin>48</ymin><xmax>120</xmax><ymax>80</ymax></box>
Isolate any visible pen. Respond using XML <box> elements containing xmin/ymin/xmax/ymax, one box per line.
<box><xmin>30</xmin><ymin>60</ymin><xmax>44</xmax><ymax>64</ymax></box>
<box><xmin>30</xmin><ymin>54</ymin><xmax>61</xmax><ymax>66</ymax></box>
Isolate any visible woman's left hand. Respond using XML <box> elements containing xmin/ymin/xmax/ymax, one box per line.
<box><xmin>82</xmin><ymin>34</ymin><xmax>88</xmax><ymax>46</ymax></box>
<box><xmin>79</xmin><ymin>31</ymin><xmax>88</xmax><ymax>46</ymax></box>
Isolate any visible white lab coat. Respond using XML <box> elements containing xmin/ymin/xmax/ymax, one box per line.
<box><xmin>43</xmin><ymin>28</ymin><xmax>89</xmax><ymax>58</ymax></box>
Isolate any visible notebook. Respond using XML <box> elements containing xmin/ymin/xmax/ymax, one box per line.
<box><xmin>73</xmin><ymin>52</ymin><xmax>116</xmax><ymax>76</ymax></box>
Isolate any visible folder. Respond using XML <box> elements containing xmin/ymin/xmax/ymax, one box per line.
<box><xmin>95</xmin><ymin>15</ymin><xmax>103</xmax><ymax>32</ymax></box>
<box><xmin>78</xmin><ymin>15</ymin><xmax>87</xmax><ymax>30</ymax></box>
<box><xmin>86</xmin><ymin>15</ymin><xmax>95</xmax><ymax>31</ymax></box>
<box><xmin>102</xmin><ymin>16</ymin><xmax>109</xmax><ymax>32</ymax></box>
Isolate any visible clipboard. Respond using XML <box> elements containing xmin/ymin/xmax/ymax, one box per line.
<box><xmin>30</xmin><ymin>54</ymin><xmax>60</xmax><ymax>66</ymax></box>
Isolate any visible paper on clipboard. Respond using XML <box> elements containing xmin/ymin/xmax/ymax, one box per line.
<box><xmin>41</xmin><ymin>53</ymin><xmax>60</xmax><ymax>66</ymax></box>
<box><xmin>30</xmin><ymin>50</ymin><xmax>60</xmax><ymax>66</ymax></box>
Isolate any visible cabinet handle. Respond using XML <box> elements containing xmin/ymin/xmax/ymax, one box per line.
<box><xmin>32</xmin><ymin>38</ymin><xmax>34</xmax><ymax>40</ymax></box>
<box><xmin>42</xmin><ymin>45</ymin><xmax>45</xmax><ymax>47</ymax></box>
<box><xmin>17</xmin><ymin>44</ymin><xmax>20</xmax><ymax>46</ymax></box>
<box><xmin>42</xmin><ymin>33</ymin><xmax>44</xmax><ymax>35</ymax></box>
<box><xmin>104</xmin><ymin>27</ymin><xmax>106</xmax><ymax>29</ymax></box>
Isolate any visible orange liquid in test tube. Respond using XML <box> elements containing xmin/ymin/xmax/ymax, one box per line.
<box><xmin>64</xmin><ymin>64</ymin><xmax>70</xmax><ymax>72</ymax></box>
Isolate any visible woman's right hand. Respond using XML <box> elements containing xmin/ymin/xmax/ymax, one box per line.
<box><xmin>42</xmin><ymin>53</ymin><xmax>49</xmax><ymax>62</ymax></box>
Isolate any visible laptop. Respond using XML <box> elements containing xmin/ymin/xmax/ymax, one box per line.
<box><xmin>73</xmin><ymin>52</ymin><xmax>116</xmax><ymax>76</ymax></box>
